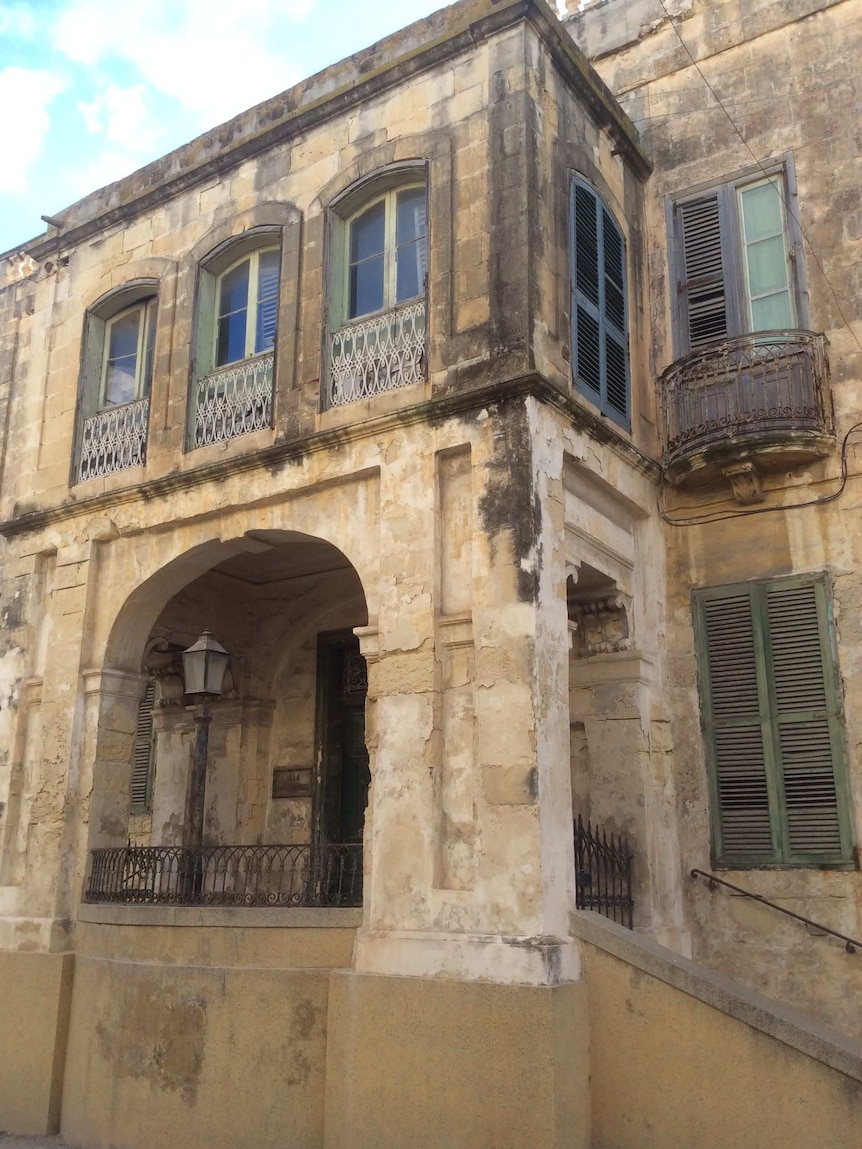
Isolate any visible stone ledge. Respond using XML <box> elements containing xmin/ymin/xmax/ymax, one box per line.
<box><xmin>78</xmin><ymin>903</ymin><xmax>362</xmax><ymax>929</ymax></box>
<box><xmin>571</xmin><ymin>910</ymin><xmax>862</xmax><ymax>1084</ymax></box>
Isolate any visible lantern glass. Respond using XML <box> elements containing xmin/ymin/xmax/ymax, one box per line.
<box><xmin>182</xmin><ymin>630</ymin><xmax>229</xmax><ymax>698</ymax></box>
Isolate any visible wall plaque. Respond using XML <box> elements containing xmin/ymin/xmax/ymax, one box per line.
<box><xmin>272</xmin><ymin>767</ymin><xmax>313</xmax><ymax>799</ymax></box>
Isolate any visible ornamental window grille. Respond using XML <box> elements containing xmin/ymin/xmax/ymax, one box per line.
<box><xmin>669</xmin><ymin>159</ymin><xmax>808</xmax><ymax>356</ymax></box>
<box><xmin>190</xmin><ymin>232</ymin><xmax>280</xmax><ymax>448</ymax></box>
<box><xmin>693</xmin><ymin>574</ymin><xmax>854</xmax><ymax>868</ymax></box>
<box><xmin>570</xmin><ymin>178</ymin><xmax>630</xmax><ymax>429</ymax></box>
<box><xmin>326</xmin><ymin>176</ymin><xmax>428</xmax><ymax>409</ymax></box>
<box><xmin>75</xmin><ymin>283</ymin><xmax>156</xmax><ymax>483</ymax></box>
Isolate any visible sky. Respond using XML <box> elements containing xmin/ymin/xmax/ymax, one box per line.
<box><xmin>0</xmin><ymin>0</ymin><xmax>571</xmax><ymax>255</ymax></box>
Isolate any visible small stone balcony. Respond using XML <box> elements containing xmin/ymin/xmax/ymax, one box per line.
<box><xmin>661</xmin><ymin>330</ymin><xmax>834</xmax><ymax>492</ymax></box>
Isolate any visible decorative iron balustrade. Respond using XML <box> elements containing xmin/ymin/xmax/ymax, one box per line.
<box><xmin>662</xmin><ymin>330</ymin><xmax>832</xmax><ymax>468</ymax></box>
<box><xmin>193</xmin><ymin>352</ymin><xmax>274</xmax><ymax>448</ymax></box>
<box><xmin>574</xmin><ymin>814</ymin><xmax>634</xmax><ymax>928</ymax></box>
<box><xmin>78</xmin><ymin>398</ymin><xmax>149</xmax><ymax>481</ymax></box>
<box><xmin>85</xmin><ymin>842</ymin><xmax>362</xmax><ymax>907</ymax></box>
<box><xmin>328</xmin><ymin>300</ymin><xmax>426</xmax><ymax>407</ymax></box>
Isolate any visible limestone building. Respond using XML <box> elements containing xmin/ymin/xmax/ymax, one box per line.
<box><xmin>0</xmin><ymin>0</ymin><xmax>860</xmax><ymax>1146</ymax></box>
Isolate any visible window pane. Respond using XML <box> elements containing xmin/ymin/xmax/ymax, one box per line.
<box><xmin>108</xmin><ymin>310</ymin><xmax>141</xmax><ymax>360</ymax></box>
<box><xmin>217</xmin><ymin>261</ymin><xmax>250</xmax><ymax>364</ymax></box>
<box><xmin>104</xmin><ymin>357</ymin><xmax>138</xmax><ymax>405</ymax></box>
<box><xmin>219</xmin><ymin>261</ymin><xmax>250</xmax><ymax>316</ymax></box>
<box><xmin>740</xmin><ymin>181</ymin><xmax>783</xmax><ymax>243</ymax></box>
<box><xmin>396</xmin><ymin>188</ymin><xmax>426</xmax><ymax>245</ymax></box>
<box><xmin>396</xmin><ymin>238</ymin><xmax>425</xmax><ymax>302</ymax></box>
<box><xmin>217</xmin><ymin>310</ymin><xmax>248</xmax><ymax>365</ymax></box>
<box><xmin>255</xmin><ymin>249</ymin><xmax>280</xmax><ymax>353</ymax></box>
<box><xmin>104</xmin><ymin>309</ymin><xmax>141</xmax><ymax>404</ymax></box>
<box><xmin>746</xmin><ymin>236</ymin><xmax>790</xmax><ymax>297</ymax></box>
<box><xmin>751</xmin><ymin>292</ymin><xmax>793</xmax><ymax>330</ymax></box>
<box><xmin>350</xmin><ymin>254</ymin><xmax>385</xmax><ymax>318</ymax></box>
<box><xmin>350</xmin><ymin>202</ymin><xmax>385</xmax><ymax>263</ymax></box>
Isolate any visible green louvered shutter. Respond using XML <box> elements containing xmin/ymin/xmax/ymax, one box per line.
<box><xmin>695</xmin><ymin>576</ymin><xmax>853</xmax><ymax>867</ymax></box>
<box><xmin>571</xmin><ymin>180</ymin><xmax>629</xmax><ymax>428</ymax></box>
<box><xmin>130</xmin><ymin>679</ymin><xmax>156</xmax><ymax>813</ymax></box>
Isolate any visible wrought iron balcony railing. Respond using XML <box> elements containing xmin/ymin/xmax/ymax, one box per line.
<box><xmin>662</xmin><ymin>330</ymin><xmax>832</xmax><ymax>472</ymax></box>
<box><xmin>85</xmin><ymin>842</ymin><xmax>362</xmax><ymax>907</ymax></box>
<box><xmin>78</xmin><ymin>397</ymin><xmax>149</xmax><ymax>482</ymax></box>
<box><xmin>574</xmin><ymin>814</ymin><xmax>634</xmax><ymax>929</ymax></box>
<box><xmin>192</xmin><ymin>351</ymin><xmax>274</xmax><ymax>448</ymax></box>
<box><xmin>328</xmin><ymin>300</ymin><xmax>426</xmax><ymax>408</ymax></box>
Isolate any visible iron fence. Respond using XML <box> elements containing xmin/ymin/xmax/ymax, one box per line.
<box><xmin>78</xmin><ymin>397</ymin><xmax>149</xmax><ymax>481</ymax></box>
<box><xmin>85</xmin><ymin>842</ymin><xmax>362</xmax><ymax>907</ymax></box>
<box><xmin>328</xmin><ymin>300</ymin><xmax>426</xmax><ymax>407</ymax></box>
<box><xmin>192</xmin><ymin>351</ymin><xmax>274</xmax><ymax>448</ymax></box>
<box><xmin>574</xmin><ymin>814</ymin><xmax>634</xmax><ymax>928</ymax></box>
<box><xmin>661</xmin><ymin>329</ymin><xmax>831</xmax><ymax>468</ymax></box>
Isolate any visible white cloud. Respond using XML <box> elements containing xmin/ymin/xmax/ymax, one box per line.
<box><xmin>52</xmin><ymin>0</ymin><xmax>315</xmax><ymax>128</ymax></box>
<box><xmin>0</xmin><ymin>3</ymin><xmax>36</xmax><ymax>39</ymax></box>
<box><xmin>0</xmin><ymin>67</ymin><xmax>66</xmax><ymax>194</ymax></box>
<box><xmin>77</xmin><ymin>83</ymin><xmax>160</xmax><ymax>152</ymax></box>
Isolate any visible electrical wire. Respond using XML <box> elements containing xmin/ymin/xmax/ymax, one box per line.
<box><xmin>659</xmin><ymin>421</ymin><xmax>862</xmax><ymax>527</ymax></box>
<box><xmin>655</xmin><ymin>0</ymin><xmax>862</xmax><ymax>358</ymax></box>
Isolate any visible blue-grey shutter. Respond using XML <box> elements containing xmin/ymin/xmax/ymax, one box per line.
<box><xmin>676</xmin><ymin>193</ymin><xmax>728</xmax><ymax>351</ymax></box>
<box><xmin>571</xmin><ymin>181</ymin><xmax>629</xmax><ymax>428</ymax></box>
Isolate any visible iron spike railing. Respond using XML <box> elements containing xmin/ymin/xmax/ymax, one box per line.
<box><xmin>85</xmin><ymin>842</ymin><xmax>362</xmax><ymax>907</ymax></box>
<box><xmin>661</xmin><ymin>329</ymin><xmax>832</xmax><ymax>468</ymax></box>
<box><xmin>691</xmin><ymin>869</ymin><xmax>860</xmax><ymax>954</ymax></box>
<box><xmin>574</xmin><ymin>814</ymin><xmax>634</xmax><ymax>928</ymax></box>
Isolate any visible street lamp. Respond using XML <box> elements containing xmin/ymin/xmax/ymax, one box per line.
<box><xmin>182</xmin><ymin>630</ymin><xmax>229</xmax><ymax>854</ymax></box>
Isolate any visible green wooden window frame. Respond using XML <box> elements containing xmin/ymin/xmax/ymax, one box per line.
<box><xmin>570</xmin><ymin>177</ymin><xmax>630</xmax><ymax>429</ymax></box>
<box><xmin>100</xmin><ymin>299</ymin><xmax>156</xmax><ymax>407</ymax></box>
<box><xmin>669</xmin><ymin>159</ymin><xmax>807</xmax><ymax>356</ymax></box>
<box><xmin>693</xmin><ymin>574</ymin><xmax>854</xmax><ymax>868</ymax></box>
<box><xmin>130</xmin><ymin>679</ymin><xmax>156</xmax><ymax>814</ymax></box>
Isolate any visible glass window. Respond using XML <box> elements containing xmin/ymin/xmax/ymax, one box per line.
<box><xmin>347</xmin><ymin>185</ymin><xmax>427</xmax><ymax>320</ymax></box>
<box><xmin>214</xmin><ymin>247</ymin><xmax>280</xmax><ymax>366</ymax></box>
<box><xmin>673</xmin><ymin>165</ymin><xmax>802</xmax><ymax>354</ymax></box>
<box><xmin>101</xmin><ymin>301</ymin><xmax>156</xmax><ymax>407</ymax></box>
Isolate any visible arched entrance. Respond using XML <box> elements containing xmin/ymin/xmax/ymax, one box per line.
<box><xmin>86</xmin><ymin>530</ymin><xmax>370</xmax><ymax>907</ymax></box>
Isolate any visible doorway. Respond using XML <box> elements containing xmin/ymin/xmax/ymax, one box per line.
<box><xmin>314</xmin><ymin>631</ymin><xmax>370</xmax><ymax>847</ymax></box>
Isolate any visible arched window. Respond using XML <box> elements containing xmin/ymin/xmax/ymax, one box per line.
<box><xmin>76</xmin><ymin>282</ymin><xmax>157</xmax><ymax>483</ymax></box>
<box><xmin>327</xmin><ymin>172</ymin><xmax>428</xmax><ymax>409</ymax></box>
<box><xmin>570</xmin><ymin>179</ymin><xmax>630</xmax><ymax>429</ymax></box>
<box><xmin>191</xmin><ymin>230</ymin><xmax>281</xmax><ymax>448</ymax></box>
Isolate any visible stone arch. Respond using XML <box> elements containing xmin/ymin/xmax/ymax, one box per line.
<box><xmin>88</xmin><ymin>528</ymin><xmax>372</xmax><ymax>859</ymax></box>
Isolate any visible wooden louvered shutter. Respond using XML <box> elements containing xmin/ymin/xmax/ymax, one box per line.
<box><xmin>676</xmin><ymin>193</ymin><xmax>729</xmax><ymax>351</ymax></box>
<box><xmin>696</xmin><ymin>577</ymin><xmax>852</xmax><ymax>867</ymax></box>
<box><xmin>571</xmin><ymin>180</ymin><xmax>629</xmax><ymax>428</ymax></box>
<box><xmin>764</xmin><ymin>580</ymin><xmax>851</xmax><ymax>863</ymax></box>
<box><xmin>699</xmin><ymin>590</ymin><xmax>777</xmax><ymax>864</ymax></box>
<box><xmin>130</xmin><ymin>679</ymin><xmax>156</xmax><ymax>812</ymax></box>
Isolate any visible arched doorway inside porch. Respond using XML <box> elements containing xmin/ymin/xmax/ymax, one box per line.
<box><xmin>86</xmin><ymin>529</ymin><xmax>370</xmax><ymax>908</ymax></box>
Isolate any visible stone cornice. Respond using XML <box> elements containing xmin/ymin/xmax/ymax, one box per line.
<box><xmin>10</xmin><ymin>0</ymin><xmax>648</xmax><ymax>262</ymax></box>
<box><xmin>0</xmin><ymin>375</ymin><xmax>661</xmax><ymax>539</ymax></box>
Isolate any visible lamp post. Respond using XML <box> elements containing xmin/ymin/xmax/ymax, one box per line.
<box><xmin>182</xmin><ymin>630</ymin><xmax>230</xmax><ymax>855</ymax></box>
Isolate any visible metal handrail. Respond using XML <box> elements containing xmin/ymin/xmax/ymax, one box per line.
<box><xmin>690</xmin><ymin>868</ymin><xmax>860</xmax><ymax>954</ymax></box>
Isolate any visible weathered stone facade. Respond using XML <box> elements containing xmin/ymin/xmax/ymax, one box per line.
<box><xmin>0</xmin><ymin>1</ymin><xmax>860</xmax><ymax>1147</ymax></box>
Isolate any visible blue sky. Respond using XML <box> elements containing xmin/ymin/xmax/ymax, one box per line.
<box><xmin>0</xmin><ymin>0</ymin><xmax>567</xmax><ymax>255</ymax></box>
